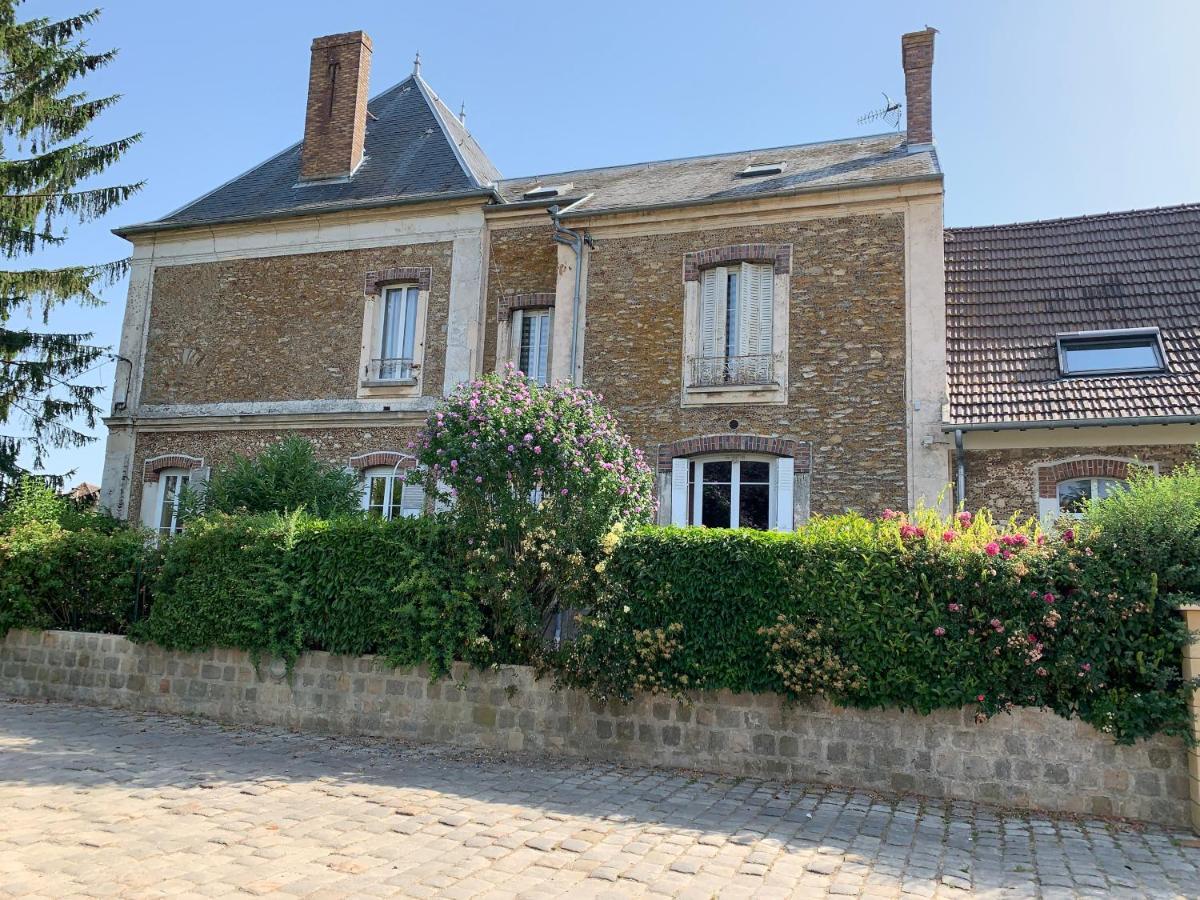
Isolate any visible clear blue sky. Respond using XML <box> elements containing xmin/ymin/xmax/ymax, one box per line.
<box><xmin>19</xmin><ymin>0</ymin><xmax>1200</xmax><ymax>486</ymax></box>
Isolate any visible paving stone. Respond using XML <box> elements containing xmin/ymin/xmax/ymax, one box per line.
<box><xmin>1</xmin><ymin>698</ymin><xmax>1198</xmax><ymax>899</ymax></box>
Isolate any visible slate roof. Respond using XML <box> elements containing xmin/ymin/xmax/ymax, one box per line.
<box><xmin>945</xmin><ymin>203</ymin><xmax>1200</xmax><ymax>426</ymax></box>
<box><xmin>494</xmin><ymin>133</ymin><xmax>940</xmax><ymax>217</ymax></box>
<box><xmin>117</xmin><ymin>74</ymin><xmax>501</xmax><ymax>235</ymax></box>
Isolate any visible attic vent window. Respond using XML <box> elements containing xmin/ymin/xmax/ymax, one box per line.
<box><xmin>522</xmin><ymin>183</ymin><xmax>572</xmax><ymax>201</ymax></box>
<box><xmin>1057</xmin><ymin>328</ymin><xmax>1167</xmax><ymax>377</ymax></box>
<box><xmin>738</xmin><ymin>163</ymin><xmax>785</xmax><ymax>178</ymax></box>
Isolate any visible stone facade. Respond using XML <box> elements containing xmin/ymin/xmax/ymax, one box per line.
<box><xmin>581</xmin><ymin>214</ymin><xmax>908</xmax><ymax>516</ymax></box>
<box><xmin>2</xmin><ymin>628</ymin><xmax>1193</xmax><ymax>829</ymax></box>
<box><xmin>141</xmin><ymin>243</ymin><xmax>454</xmax><ymax>405</ymax></box>
<box><xmin>127</xmin><ymin>425</ymin><xmax>420</xmax><ymax>525</ymax></box>
<box><xmin>963</xmin><ymin>444</ymin><xmax>1198</xmax><ymax>520</ymax></box>
<box><xmin>483</xmin><ymin>223</ymin><xmax>559</xmax><ymax>375</ymax></box>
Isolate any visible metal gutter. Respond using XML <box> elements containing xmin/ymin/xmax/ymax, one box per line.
<box><xmin>112</xmin><ymin>188</ymin><xmax>500</xmax><ymax>239</ymax></box>
<box><xmin>943</xmin><ymin>414</ymin><xmax>1200</xmax><ymax>433</ymax></box>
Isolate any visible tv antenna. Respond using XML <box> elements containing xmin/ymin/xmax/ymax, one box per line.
<box><xmin>858</xmin><ymin>92</ymin><xmax>902</xmax><ymax>130</ymax></box>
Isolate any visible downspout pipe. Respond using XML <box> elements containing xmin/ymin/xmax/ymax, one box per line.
<box><xmin>954</xmin><ymin>428</ymin><xmax>966</xmax><ymax>510</ymax></box>
<box><xmin>548</xmin><ymin>204</ymin><xmax>593</xmax><ymax>383</ymax></box>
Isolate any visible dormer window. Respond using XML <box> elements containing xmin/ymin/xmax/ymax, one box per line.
<box><xmin>738</xmin><ymin>163</ymin><xmax>785</xmax><ymax>178</ymax></box>
<box><xmin>1056</xmin><ymin>328</ymin><xmax>1167</xmax><ymax>377</ymax></box>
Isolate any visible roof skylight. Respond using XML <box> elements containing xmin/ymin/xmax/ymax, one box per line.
<box><xmin>522</xmin><ymin>183</ymin><xmax>573</xmax><ymax>201</ymax></box>
<box><xmin>738</xmin><ymin>163</ymin><xmax>785</xmax><ymax>178</ymax></box>
<box><xmin>1056</xmin><ymin>328</ymin><xmax>1167</xmax><ymax>377</ymax></box>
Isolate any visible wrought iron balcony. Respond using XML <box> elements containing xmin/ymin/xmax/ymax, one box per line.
<box><xmin>687</xmin><ymin>353</ymin><xmax>779</xmax><ymax>388</ymax></box>
<box><xmin>366</xmin><ymin>357</ymin><xmax>417</xmax><ymax>383</ymax></box>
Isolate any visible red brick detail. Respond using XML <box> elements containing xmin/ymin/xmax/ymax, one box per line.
<box><xmin>348</xmin><ymin>450</ymin><xmax>417</xmax><ymax>473</ymax></box>
<box><xmin>498</xmin><ymin>292</ymin><xmax>556</xmax><ymax>322</ymax></box>
<box><xmin>657</xmin><ymin>435</ymin><xmax>811</xmax><ymax>473</ymax></box>
<box><xmin>682</xmin><ymin>244</ymin><xmax>792</xmax><ymax>282</ymax></box>
<box><xmin>1035</xmin><ymin>457</ymin><xmax>1145</xmax><ymax>499</ymax></box>
<box><xmin>902</xmin><ymin>28</ymin><xmax>936</xmax><ymax>146</ymax></box>
<box><xmin>363</xmin><ymin>267</ymin><xmax>432</xmax><ymax>295</ymax></box>
<box><xmin>143</xmin><ymin>454</ymin><xmax>204</xmax><ymax>483</ymax></box>
<box><xmin>300</xmin><ymin>31</ymin><xmax>372</xmax><ymax>181</ymax></box>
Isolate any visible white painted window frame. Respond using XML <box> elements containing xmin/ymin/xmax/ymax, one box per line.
<box><xmin>512</xmin><ymin>307</ymin><xmax>554</xmax><ymax>384</ymax></box>
<box><xmin>670</xmin><ymin>453</ymin><xmax>794</xmax><ymax>531</ymax></box>
<box><xmin>681</xmin><ymin>261</ymin><xmax>789</xmax><ymax>407</ymax></box>
<box><xmin>156</xmin><ymin>468</ymin><xmax>190</xmax><ymax>537</ymax></box>
<box><xmin>357</xmin><ymin>281</ymin><xmax>429</xmax><ymax>399</ymax></box>
<box><xmin>361</xmin><ymin>464</ymin><xmax>425</xmax><ymax>520</ymax></box>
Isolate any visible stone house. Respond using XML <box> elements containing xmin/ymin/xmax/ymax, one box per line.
<box><xmin>99</xmin><ymin>28</ymin><xmax>1199</xmax><ymax>535</ymax></box>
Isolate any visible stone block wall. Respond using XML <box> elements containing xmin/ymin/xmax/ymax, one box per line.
<box><xmin>963</xmin><ymin>445</ymin><xmax>1197</xmax><ymax>520</ymax></box>
<box><xmin>2</xmin><ymin>629</ymin><xmax>1194</xmax><ymax>829</ymax></box>
<box><xmin>582</xmin><ymin>214</ymin><xmax>908</xmax><ymax>516</ymax></box>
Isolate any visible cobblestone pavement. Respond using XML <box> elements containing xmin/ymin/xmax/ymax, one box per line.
<box><xmin>1</xmin><ymin>700</ymin><xmax>1197</xmax><ymax>899</ymax></box>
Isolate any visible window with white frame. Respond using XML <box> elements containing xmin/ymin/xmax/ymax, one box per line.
<box><xmin>1056</xmin><ymin>476</ymin><xmax>1124</xmax><ymax>515</ymax></box>
<box><xmin>514</xmin><ymin>308</ymin><xmax>552</xmax><ymax>385</ymax></box>
<box><xmin>693</xmin><ymin>263</ymin><xmax>774</xmax><ymax>387</ymax></box>
<box><xmin>362</xmin><ymin>466</ymin><xmax>425</xmax><ymax>519</ymax></box>
<box><xmin>670</xmin><ymin>455</ymin><xmax>794</xmax><ymax>531</ymax></box>
<box><xmin>156</xmin><ymin>469</ymin><xmax>190</xmax><ymax>537</ymax></box>
<box><xmin>371</xmin><ymin>284</ymin><xmax>420</xmax><ymax>382</ymax></box>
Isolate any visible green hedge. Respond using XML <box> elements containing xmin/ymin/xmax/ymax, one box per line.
<box><xmin>134</xmin><ymin>512</ymin><xmax>487</xmax><ymax>676</ymax></box>
<box><xmin>559</xmin><ymin>518</ymin><xmax>1195</xmax><ymax>744</ymax></box>
<box><xmin>0</xmin><ymin>521</ymin><xmax>151</xmax><ymax>635</ymax></box>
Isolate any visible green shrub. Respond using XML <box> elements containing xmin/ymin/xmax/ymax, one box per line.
<box><xmin>0</xmin><ymin>520</ymin><xmax>152</xmax><ymax>634</ymax></box>
<box><xmin>186</xmin><ymin>436</ymin><xmax>361</xmax><ymax>519</ymax></box>
<box><xmin>0</xmin><ymin>475</ymin><xmax>124</xmax><ymax>533</ymax></box>
<box><xmin>560</xmin><ymin>508</ymin><xmax>1195</xmax><ymax>744</ymax></box>
<box><xmin>410</xmin><ymin>368</ymin><xmax>654</xmax><ymax>664</ymax></box>
<box><xmin>1079</xmin><ymin>459</ymin><xmax>1200</xmax><ymax>604</ymax></box>
<box><xmin>134</xmin><ymin>512</ymin><xmax>484</xmax><ymax>676</ymax></box>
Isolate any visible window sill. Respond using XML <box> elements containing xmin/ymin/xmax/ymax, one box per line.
<box><xmin>361</xmin><ymin>378</ymin><xmax>418</xmax><ymax>388</ymax></box>
<box><xmin>681</xmin><ymin>381</ymin><xmax>787</xmax><ymax>407</ymax></box>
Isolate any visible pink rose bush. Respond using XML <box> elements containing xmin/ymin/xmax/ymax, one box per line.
<box><xmin>410</xmin><ymin>367</ymin><xmax>654</xmax><ymax>662</ymax></box>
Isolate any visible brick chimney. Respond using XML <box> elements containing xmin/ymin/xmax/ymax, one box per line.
<box><xmin>300</xmin><ymin>31</ymin><xmax>372</xmax><ymax>181</ymax></box>
<box><xmin>901</xmin><ymin>28</ymin><xmax>936</xmax><ymax>148</ymax></box>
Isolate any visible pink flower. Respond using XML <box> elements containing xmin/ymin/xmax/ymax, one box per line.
<box><xmin>990</xmin><ymin>618</ymin><xmax>1002</xmax><ymax>629</ymax></box>
<box><xmin>882</xmin><ymin>509</ymin><xmax>898</xmax><ymax>521</ymax></box>
<box><xmin>956</xmin><ymin>511</ymin><xmax>973</xmax><ymax>527</ymax></box>
<box><xmin>560</xmin><ymin>488</ymin><xmax>569</xmax><ymax>496</ymax></box>
<box><xmin>984</xmin><ymin>542</ymin><xmax>1000</xmax><ymax>557</ymax></box>
<box><xmin>474</xmin><ymin>476</ymin><xmax>483</xmax><ymax>484</ymax></box>
<box><xmin>942</xmin><ymin>530</ymin><xmax>956</xmax><ymax>543</ymax></box>
<box><xmin>1062</xmin><ymin>528</ymin><xmax>1075</xmax><ymax>544</ymax></box>
<box><xmin>1036</xmin><ymin>667</ymin><xmax>1048</xmax><ymax>677</ymax></box>
<box><xmin>1080</xmin><ymin>662</ymin><xmax>1092</xmax><ymax>672</ymax></box>
<box><xmin>976</xmin><ymin>694</ymin><xmax>986</xmax><ymax>703</ymax></box>
<box><xmin>947</xmin><ymin>603</ymin><xmax>961</xmax><ymax>612</ymax></box>
<box><xmin>933</xmin><ymin>626</ymin><xmax>946</xmax><ymax>637</ymax></box>
<box><xmin>1043</xmin><ymin>593</ymin><xmax>1056</xmax><ymax>604</ymax></box>
<box><xmin>899</xmin><ymin>523</ymin><xmax>925</xmax><ymax>540</ymax></box>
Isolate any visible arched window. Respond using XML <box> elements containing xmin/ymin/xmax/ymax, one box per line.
<box><xmin>156</xmin><ymin>468</ymin><xmax>190</xmax><ymax>536</ymax></box>
<box><xmin>361</xmin><ymin>465</ymin><xmax>425</xmax><ymax>520</ymax></box>
<box><xmin>1055</xmin><ymin>476</ymin><xmax>1124</xmax><ymax>515</ymax></box>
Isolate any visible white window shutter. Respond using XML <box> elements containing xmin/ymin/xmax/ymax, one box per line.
<box><xmin>774</xmin><ymin>457</ymin><xmax>794</xmax><ymax>531</ymax></box>
<box><xmin>399</xmin><ymin>481</ymin><xmax>426</xmax><ymax>518</ymax></box>
<box><xmin>699</xmin><ymin>269</ymin><xmax>719</xmax><ymax>359</ymax></box>
<box><xmin>671</xmin><ymin>458</ymin><xmax>689</xmax><ymax>526</ymax></box>
<box><xmin>739</xmin><ymin>263</ymin><xmax>774</xmax><ymax>359</ymax></box>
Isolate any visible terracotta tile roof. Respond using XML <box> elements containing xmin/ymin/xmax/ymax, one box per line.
<box><xmin>945</xmin><ymin>203</ymin><xmax>1200</xmax><ymax>426</ymax></box>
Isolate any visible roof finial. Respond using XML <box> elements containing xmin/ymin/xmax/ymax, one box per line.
<box><xmin>458</xmin><ymin>101</ymin><xmax>467</xmax><ymax>125</ymax></box>
<box><xmin>412</xmin><ymin>51</ymin><xmax>421</xmax><ymax>76</ymax></box>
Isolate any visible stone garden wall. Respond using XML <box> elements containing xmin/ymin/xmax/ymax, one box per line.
<box><xmin>1</xmin><ymin>629</ymin><xmax>1193</xmax><ymax>829</ymax></box>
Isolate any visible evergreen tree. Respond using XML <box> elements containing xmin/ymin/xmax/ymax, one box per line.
<box><xmin>0</xmin><ymin>3</ymin><xmax>141</xmax><ymax>492</ymax></box>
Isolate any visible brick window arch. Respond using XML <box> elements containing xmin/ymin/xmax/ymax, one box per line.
<box><xmin>1035</xmin><ymin>456</ymin><xmax>1156</xmax><ymax>500</ymax></box>
<box><xmin>682</xmin><ymin>244</ymin><xmax>792</xmax><ymax>282</ymax></box>
<box><xmin>657</xmin><ymin>434</ymin><xmax>811</xmax><ymax>473</ymax></box>
<box><xmin>348</xmin><ymin>450</ymin><xmax>417</xmax><ymax>473</ymax></box>
<box><xmin>143</xmin><ymin>453</ymin><xmax>204</xmax><ymax>483</ymax></box>
<box><xmin>498</xmin><ymin>292</ymin><xmax>555</xmax><ymax>323</ymax></box>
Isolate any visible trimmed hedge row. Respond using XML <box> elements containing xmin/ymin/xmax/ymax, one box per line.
<box><xmin>558</xmin><ymin>519</ymin><xmax>1194</xmax><ymax>744</ymax></box>
<box><xmin>134</xmin><ymin>513</ymin><xmax>488</xmax><ymax>676</ymax></box>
